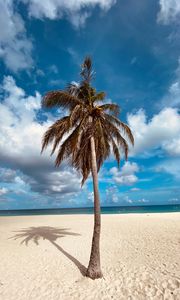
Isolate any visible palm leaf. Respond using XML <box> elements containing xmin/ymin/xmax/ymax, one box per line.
<box><xmin>55</xmin><ymin>115</ymin><xmax>88</xmax><ymax>167</ymax></box>
<box><xmin>66</xmin><ymin>82</ymin><xmax>79</xmax><ymax>96</ymax></box>
<box><xmin>100</xmin><ymin>117</ymin><xmax>129</xmax><ymax>159</ymax></box>
<box><xmin>41</xmin><ymin>117</ymin><xmax>69</xmax><ymax>153</ymax></box>
<box><xmin>80</xmin><ymin>56</ymin><xmax>93</xmax><ymax>83</ymax></box>
<box><xmin>42</xmin><ymin>91</ymin><xmax>83</xmax><ymax>109</ymax></box>
<box><xmin>111</xmin><ymin>138</ymin><xmax>120</xmax><ymax>167</ymax></box>
<box><xmin>69</xmin><ymin>105</ymin><xmax>82</xmax><ymax>127</ymax></box>
<box><xmin>92</xmin><ymin>92</ymin><xmax>106</xmax><ymax>103</ymax></box>
<box><xmin>104</xmin><ymin>114</ymin><xmax>134</xmax><ymax>145</ymax></box>
<box><xmin>98</xmin><ymin>104</ymin><xmax>120</xmax><ymax>116</ymax></box>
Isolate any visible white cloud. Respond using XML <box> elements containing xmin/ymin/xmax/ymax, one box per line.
<box><xmin>146</xmin><ymin>58</ymin><xmax>180</xmax><ymax>159</ymax></box>
<box><xmin>155</xmin><ymin>159</ymin><xmax>180</xmax><ymax>179</ymax></box>
<box><xmin>105</xmin><ymin>186</ymin><xmax>119</xmax><ymax>203</ymax></box>
<box><xmin>88</xmin><ymin>192</ymin><xmax>94</xmax><ymax>202</ymax></box>
<box><xmin>67</xmin><ymin>47</ymin><xmax>82</xmax><ymax>65</ymax></box>
<box><xmin>21</xmin><ymin>0</ymin><xmax>116</xmax><ymax>28</ymax></box>
<box><xmin>111</xmin><ymin>194</ymin><xmax>119</xmax><ymax>203</ymax></box>
<box><xmin>48</xmin><ymin>64</ymin><xmax>59</xmax><ymax>74</ymax></box>
<box><xmin>157</xmin><ymin>0</ymin><xmax>180</xmax><ymax>24</ymax></box>
<box><xmin>0</xmin><ymin>187</ymin><xmax>8</xmax><ymax>196</ymax></box>
<box><xmin>14</xmin><ymin>176</ymin><xmax>26</xmax><ymax>186</ymax></box>
<box><xmin>0</xmin><ymin>75</ymin><xmax>82</xmax><ymax>199</ymax></box>
<box><xmin>137</xmin><ymin>198</ymin><xmax>149</xmax><ymax>203</ymax></box>
<box><xmin>160</xmin><ymin>57</ymin><xmax>180</xmax><ymax>108</ymax></box>
<box><xmin>168</xmin><ymin>197</ymin><xmax>179</xmax><ymax>202</ymax></box>
<box><xmin>31</xmin><ymin>169</ymin><xmax>81</xmax><ymax>195</ymax></box>
<box><xmin>130</xmin><ymin>187</ymin><xmax>140</xmax><ymax>191</ymax></box>
<box><xmin>0</xmin><ymin>1</ymin><xmax>116</xmax><ymax>71</ymax></box>
<box><xmin>110</xmin><ymin>162</ymin><xmax>139</xmax><ymax>185</ymax></box>
<box><xmin>128</xmin><ymin>107</ymin><xmax>180</xmax><ymax>157</ymax></box>
<box><xmin>163</xmin><ymin>139</ymin><xmax>180</xmax><ymax>156</ymax></box>
<box><xmin>36</xmin><ymin>69</ymin><xmax>45</xmax><ymax>77</ymax></box>
<box><xmin>124</xmin><ymin>195</ymin><xmax>133</xmax><ymax>204</ymax></box>
<box><xmin>0</xmin><ymin>168</ymin><xmax>16</xmax><ymax>183</ymax></box>
<box><xmin>125</xmin><ymin>196</ymin><xmax>149</xmax><ymax>204</ymax></box>
<box><xmin>49</xmin><ymin>79</ymin><xmax>65</xmax><ymax>87</ymax></box>
<box><xmin>0</xmin><ymin>75</ymin><xmax>41</xmax><ymax>126</ymax></box>
<box><xmin>0</xmin><ymin>0</ymin><xmax>33</xmax><ymax>72</ymax></box>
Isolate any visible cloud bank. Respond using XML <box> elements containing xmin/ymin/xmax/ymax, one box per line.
<box><xmin>158</xmin><ymin>0</ymin><xmax>180</xmax><ymax>24</ymax></box>
<box><xmin>0</xmin><ymin>0</ymin><xmax>116</xmax><ymax>71</ymax></box>
<box><xmin>128</xmin><ymin>107</ymin><xmax>180</xmax><ymax>157</ymax></box>
<box><xmin>110</xmin><ymin>162</ymin><xmax>139</xmax><ymax>185</ymax></box>
<box><xmin>0</xmin><ymin>75</ymin><xmax>179</xmax><ymax>205</ymax></box>
<box><xmin>22</xmin><ymin>0</ymin><xmax>116</xmax><ymax>27</ymax></box>
<box><xmin>0</xmin><ymin>0</ymin><xmax>33</xmax><ymax>72</ymax></box>
<box><xmin>0</xmin><ymin>76</ymin><xmax>81</xmax><ymax>201</ymax></box>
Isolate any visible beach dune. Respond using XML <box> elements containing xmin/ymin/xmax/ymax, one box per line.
<box><xmin>0</xmin><ymin>213</ymin><xmax>180</xmax><ymax>299</ymax></box>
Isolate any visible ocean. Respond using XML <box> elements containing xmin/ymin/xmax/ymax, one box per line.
<box><xmin>0</xmin><ymin>204</ymin><xmax>180</xmax><ymax>216</ymax></box>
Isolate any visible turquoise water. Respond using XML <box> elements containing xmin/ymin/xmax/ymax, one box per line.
<box><xmin>0</xmin><ymin>204</ymin><xmax>180</xmax><ymax>216</ymax></box>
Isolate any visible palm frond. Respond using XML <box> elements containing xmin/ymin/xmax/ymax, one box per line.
<box><xmin>104</xmin><ymin>114</ymin><xmax>134</xmax><ymax>145</ymax></box>
<box><xmin>55</xmin><ymin>115</ymin><xmax>88</xmax><ymax>167</ymax></box>
<box><xmin>111</xmin><ymin>138</ymin><xmax>120</xmax><ymax>167</ymax></box>
<box><xmin>80</xmin><ymin>56</ymin><xmax>94</xmax><ymax>83</ymax></box>
<box><xmin>66</xmin><ymin>82</ymin><xmax>80</xmax><ymax>97</ymax></box>
<box><xmin>42</xmin><ymin>91</ymin><xmax>83</xmax><ymax>109</ymax></box>
<box><xmin>94</xmin><ymin>119</ymin><xmax>110</xmax><ymax>171</ymax></box>
<box><xmin>69</xmin><ymin>105</ymin><xmax>82</xmax><ymax>127</ymax></box>
<box><xmin>41</xmin><ymin>117</ymin><xmax>69</xmax><ymax>153</ymax></box>
<box><xmin>100</xmin><ymin>117</ymin><xmax>129</xmax><ymax>159</ymax></box>
<box><xmin>92</xmin><ymin>92</ymin><xmax>106</xmax><ymax>103</ymax></box>
<box><xmin>98</xmin><ymin>103</ymin><xmax>120</xmax><ymax>116</ymax></box>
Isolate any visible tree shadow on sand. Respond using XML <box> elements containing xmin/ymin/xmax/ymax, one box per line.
<box><xmin>10</xmin><ymin>226</ymin><xmax>86</xmax><ymax>276</ymax></box>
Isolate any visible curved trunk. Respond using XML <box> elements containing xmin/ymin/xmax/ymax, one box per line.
<box><xmin>86</xmin><ymin>136</ymin><xmax>103</xmax><ymax>279</ymax></box>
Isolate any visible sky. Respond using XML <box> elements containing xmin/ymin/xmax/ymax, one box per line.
<box><xmin>0</xmin><ymin>0</ymin><xmax>180</xmax><ymax>209</ymax></box>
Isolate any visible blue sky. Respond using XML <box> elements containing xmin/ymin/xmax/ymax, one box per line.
<box><xmin>0</xmin><ymin>0</ymin><xmax>180</xmax><ymax>209</ymax></box>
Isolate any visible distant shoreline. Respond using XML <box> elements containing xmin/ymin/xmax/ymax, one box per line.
<box><xmin>1</xmin><ymin>204</ymin><xmax>180</xmax><ymax>216</ymax></box>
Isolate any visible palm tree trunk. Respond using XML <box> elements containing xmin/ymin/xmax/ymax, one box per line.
<box><xmin>86</xmin><ymin>136</ymin><xmax>103</xmax><ymax>279</ymax></box>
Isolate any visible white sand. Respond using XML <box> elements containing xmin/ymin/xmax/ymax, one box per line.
<box><xmin>0</xmin><ymin>213</ymin><xmax>180</xmax><ymax>300</ymax></box>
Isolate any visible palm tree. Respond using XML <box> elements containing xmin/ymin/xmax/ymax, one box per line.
<box><xmin>41</xmin><ymin>57</ymin><xmax>134</xmax><ymax>279</ymax></box>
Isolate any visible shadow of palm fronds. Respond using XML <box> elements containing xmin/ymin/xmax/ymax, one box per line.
<box><xmin>11</xmin><ymin>226</ymin><xmax>78</xmax><ymax>245</ymax></box>
<box><xmin>10</xmin><ymin>226</ymin><xmax>86</xmax><ymax>276</ymax></box>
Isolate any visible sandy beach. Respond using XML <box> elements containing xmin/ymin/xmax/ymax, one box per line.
<box><xmin>0</xmin><ymin>213</ymin><xmax>180</xmax><ymax>300</ymax></box>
